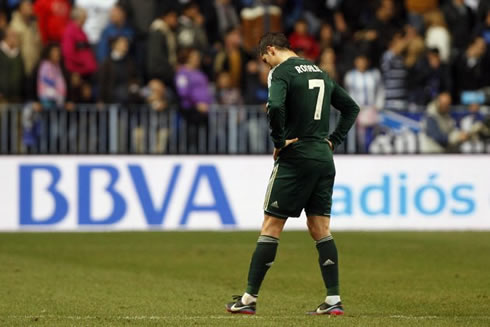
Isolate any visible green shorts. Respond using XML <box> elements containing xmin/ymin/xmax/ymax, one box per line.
<box><xmin>263</xmin><ymin>158</ymin><xmax>336</xmax><ymax>219</ymax></box>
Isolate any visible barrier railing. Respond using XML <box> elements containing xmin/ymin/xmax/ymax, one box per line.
<box><xmin>0</xmin><ymin>104</ymin><xmax>488</xmax><ymax>154</ymax></box>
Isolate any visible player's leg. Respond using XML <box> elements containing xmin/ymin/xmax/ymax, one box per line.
<box><xmin>307</xmin><ymin>216</ymin><xmax>340</xmax><ymax>299</ymax></box>
<box><xmin>304</xmin><ymin>161</ymin><xmax>343</xmax><ymax>315</ymax></box>
<box><xmin>226</xmin><ymin>214</ymin><xmax>286</xmax><ymax>314</ymax></box>
<box><xmin>227</xmin><ymin>160</ymin><xmax>300</xmax><ymax>314</ymax></box>
<box><xmin>246</xmin><ymin>215</ymin><xmax>286</xmax><ymax>295</ymax></box>
<box><xmin>306</xmin><ymin>215</ymin><xmax>343</xmax><ymax>315</ymax></box>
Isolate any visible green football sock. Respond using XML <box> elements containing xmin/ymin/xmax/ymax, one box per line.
<box><xmin>316</xmin><ymin>235</ymin><xmax>340</xmax><ymax>296</ymax></box>
<box><xmin>245</xmin><ymin>235</ymin><xmax>279</xmax><ymax>295</ymax></box>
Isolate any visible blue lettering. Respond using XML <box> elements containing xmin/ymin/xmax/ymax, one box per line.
<box><xmin>332</xmin><ymin>185</ymin><xmax>352</xmax><ymax>216</ymax></box>
<box><xmin>451</xmin><ymin>184</ymin><xmax>475</xmax><ymax>215</ymax></box>
<box><xmin>399</xmin><ymin>173</ymin><xmax>408</xmax><ymax>216</ymax></box>
<box><xmin>19</xmin><ymin>165</ymin><xmax>68</xmax><ymax>225</ymax></box>
<box><xmin>129</xmin><ymin>164</ymin><xmax>181</xmax><ymax>225</ymax></box>
<box><xmin>180</xmin><ymin>165</ymin><xmax>235</xmax><ymax>226</ymax></box>
<box><xmin>78</xmin><ymin>165</ymin><xmax>126</xmax><ymax>225</ymax></box>
<box><xmin>360</xmin><ymin>175</ymin><xmax>390</xmax><ymax>216</ymax></box>
<box><xmin>414</xmin><ymin>174</ymin><xmax>445</xmax><ymax>215</ymax></box>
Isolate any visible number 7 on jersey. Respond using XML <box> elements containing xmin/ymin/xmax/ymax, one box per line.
<box><xmin>309</xmin><ymin>79</ymin><xmax>325</xmax><ymax>120</ymax></box>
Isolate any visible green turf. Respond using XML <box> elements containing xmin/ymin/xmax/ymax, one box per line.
<box><xmin>0</xmin><ymin>231</ymin><xmax>489</xmax><ymax>326</ymax></box>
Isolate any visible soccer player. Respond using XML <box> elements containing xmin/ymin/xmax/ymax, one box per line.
<box><xmin>226</xmin><ymin>32</ymin><xmax>360</xmax><ymax>315</ymax></box>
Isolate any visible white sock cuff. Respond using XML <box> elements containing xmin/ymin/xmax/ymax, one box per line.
<box><xmin>242</xmin><ymin>292</ymin><xmax>257</xmax><ymax>305</ymax></box>
<box><xmin>325</xmin><ymin>295</ymin><xmax>341</xmax><ymax>305</ymax></box>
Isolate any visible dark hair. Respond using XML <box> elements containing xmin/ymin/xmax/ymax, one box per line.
<box><xmin>427</xmin><ymin>47</ymin><xmax>440</xmax><ymax>55</ymax></box>
<box><xmin>182</xmin><ymin>1</ymin><xmax>199</xmax><ymax>12</ymax></box>
<box><xmin>177</xmin><ymin>47</ymin><xmax>198</xmax><ymax>65</ymax></box>
<box><xmin>158</xmin><ymin>3</ymin><xmax>178</xmax><ymax>17</ymax></box>
<box><xmin>294</xmin><ymin>18</ymin><xmax>307</xmax><ymax>25</ymax></box>
<box><xmin>355</xmin><ymin>53</ymin><xmax>369</xmax><ymax>60</ymax></box>
<box><xmin>41</xmin><ymin>43</ymin><xmax>60</xmax><ymax>60</ymax></box>
<box><xmin>113</xmin><ymin>3</ymin><xmax>127</xmax><ymax>15</ymax></box>
<box><xmin>258</xmin><ymin>32</ymin><xmax>290</xmax><ymax>55</ymax></box>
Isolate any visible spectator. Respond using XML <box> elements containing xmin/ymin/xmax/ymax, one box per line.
<box><xmin>404</xmin><ymin>35</ymin><xmax>425</xmax><ymax>69</ymax></box>
<box><xmin>288</xmin><ymin>18</ymin><xmax>320</xmax><ymax>61</ymax></box>
<box><xmin>0</xmin><ymin>28</ymin><xmax>24</xmax><ymax>103</ymax></box>
<box><xmin>118</xmin><ymin>0</ymin><xmax>158</xmax><ymax>74</ymax></box>
<box><xmin>61</xmin><ymin>7</ymin><xmax>97</xmax><ymax>77</ymax></box>
<box><xmin>37</xmin><ymin>43</ymin><xmax>66</xmax><ymax>109</ymax></box>
<box><xmin>442</xmin><ymin>0</ymin><xmax>475</xmax><ymax>54</ymax></box>
<box><xmin>317</xmin><ymin>47</ymin><xmax>338</xmax><ymax>82</ymax></box>
<box><xmin>380</xmin><ymin>31</ymin><xmax>409</xmax><ymax>111</ymax></box>
<box><xmin>177</xmin><ymin>2</ymin><xmax>209</xmax><ymax>51</ymax></box>
<box><xmin>420</xmin><ymin>92</ymin><xmax>468</xmax><ymax>153</ymax></box>
<box><xmin>334</xmin><ymin>0</ymin><xmax>373</xmax><ymax>34</ymax></box>
<box><xmin>453</xmin><ymin>37</ymin><xmax>490</xmax><ymax>101</ymax></box>
<box><xmin>243</xmin><ymin>59</ymin><xmax>269</xmax><ymax>105</ymax></box>
<box><xmin>424</xmin><ymin>10</ymin><xmax>451</xmax><ymax>62</ymax></box>
<box><xmin>175</xmin><ymin>48</ymin><xmax>213</xmax><ymax>152</ymax></box>
<box><xmin>216</xmin><ymin>71</ymin><xmax>243</xmax><ymax>105</ymax></box>
<box><xmin>477</xmin><ymin>0</ymin><xmax>490</xmax><ymax>23</ymax></box>
<box><xmin>66</xmin><ymin>71</ymin><xmax>93</xmax><ymax>104</ymax></box>
<box><xmin>317</xmin><ymin>21</ymin><xmax>339</xmax><ymax>51</ymax></box>
<box><xmin>242</xmin><ymin>58</ymin><xmax>269</xmax><ymax>152</ymax></box>
<box><xmin>344</xmin><ymin>54</ymin><xmax>385</xmax><ymax>110</ymax></box>
<box><xmin>344</xmin><ymin>54</ymin><xmax>384</xmax><ymax>152</ymax></box>
<box><xmin>147</xmin><ymin>5</ymin><xmax>178</xmax><ymax>87</ymax></box>
<box><xmin>278</xmin><ymin>0</ymin><xmax>306</xmax><ymax>34</ymax></box>
<box><xmin>133</xmin><ymin>79</ymin><xmax>177</xmax><ymax>153</ymax></box>
<box><xmin>213</xmin><ymin>27</ymin><xmax>250</xmax><ymax>90</ymax></box>
<box><xmin>96</xmin><ymin>4</ymin><xmax>134</xmax><ymax>62</ymax></box>
<box><xmin>212</xmin><ymin>0</ymin><xmax>239</xmax><ymax>43</ymax></box>
<box><xmin>474</xmin><ymin>10</ymin><xmax>490</xmax><ymax>45</ymax></box>
<box><xmin>76</xmin><ymin>0</ymin><xmax>117</xmax><ymax>44</ymax></box>
<box><xmin>2</xmin><ymin>0</ymin><xmax>21</xmax><ymax>16</ymax></box>
<box><xmin>143</xmin><ymin>79</ymin><xmax>176</xmax><ymax>112</ymax></box>
<box><xmin>357</xmin><ymin>0</ymin><xmax>400</xmax><ymax>65</ymax></box>
<box><xmin>98</xmin><ymin>36</ymin><xmax>140</xmax><ymax>104</ymax></box>
<box><xmin>408</xmin><ymin>47</ymin><xmax>452</xmax><ymax>105</ymax></box>
<box><xmin>118</xmin><ymin>0</ymin><xmax>157</xmax><ymax>38</ymax></box>
<box><xmin>33</xmin><ymin>0</ymin><xmax>71</xmax><ymax>45</ymax></box>
<box><xmin>9</xmin><ymin>0</ymin><xmax>41</xmax><ymax>77</ymax></box>
<box><xmin>405</xmin><ymin>0</ymin><xmax>439</xmax><ymax>32</ymax></box>
<box><xmin>0</xmin><ymin>10</ymin><xmax>7</xmax><ymax>39</ymax></box>
<box><xmin>22</xmin><ymin>101</ymin><xmax>42</xmax><ymax>152</ymax></box>
<box><xmin>460</xmin><ymin>103</ymin><xmax>488</xmax><ymax>152</ymax></box>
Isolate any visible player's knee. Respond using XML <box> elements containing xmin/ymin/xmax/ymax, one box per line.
<box><xmin>261</xmin><ymin>216</ymin><xmax>286</xmax><ymax>238</ymax></box>
<box><xmin>307</xmin><ymin>220</ymin><xmax>330</xmax><ymax>240</ymax></box>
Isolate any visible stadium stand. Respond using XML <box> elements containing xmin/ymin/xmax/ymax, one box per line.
<box><xmin>0</xmin><ymin>0</ymin><xmax>489</xmax><ymax>154</ymax></box>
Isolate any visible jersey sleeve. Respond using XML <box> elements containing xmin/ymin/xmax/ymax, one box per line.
<box><xmin>267</xmin><ymin>69</ymin><xmax>288</xmax><ymax>149</ymax></box>
<box><xmin>328</xmin><ymin>81</ymin><xmax>360</xmax><ymax>149</ymax></box>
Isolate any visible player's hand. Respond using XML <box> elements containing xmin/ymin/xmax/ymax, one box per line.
<box><xmin>273</xmin><ymin>138</ymin><xmax>299</xmax><ymax>161</ymax></box>
<box><xmin>326</xmin><ymin>139</ymin><xmax>333</xmax><ymax>150</ymax></box>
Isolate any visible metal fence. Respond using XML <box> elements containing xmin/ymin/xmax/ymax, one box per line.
<box><xmin>0</xmin><ymin>104</ymin><xmax>292</xmax><ymax>154</ymax></box>
<box><xmin>0</xmin><ymin>103</ymin><xmax>488</xmax><ymax>154</ymax></box>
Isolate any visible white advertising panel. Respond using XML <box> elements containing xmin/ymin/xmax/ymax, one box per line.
<box><xmin>0</xmin><ymin>156</ymin><xmax>489</xmax><ymax>231</ymax></box>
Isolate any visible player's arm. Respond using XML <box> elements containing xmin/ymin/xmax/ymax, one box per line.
<box><xmin>267</xmin><ymin>72</ymin><xmax>288</xmax><ymax>149</ymax></box>
<box><xmin>328</xmin><ymin>82</ymin><xmax>361</xmax><ymax>149</ymax></box>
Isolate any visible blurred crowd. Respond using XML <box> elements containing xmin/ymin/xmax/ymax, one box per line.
<box><xmin>1</xmin><ymin>0</ymin><xmax>490</xmax><ymax>153</ymax></box>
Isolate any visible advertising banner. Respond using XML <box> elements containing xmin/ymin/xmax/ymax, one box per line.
<box><xmin>0</xmin><ymin>156</ymin><xmax>489</xmax><ymax>231</ymax></box>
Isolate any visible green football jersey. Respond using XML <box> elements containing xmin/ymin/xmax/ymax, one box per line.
<box><xmin>267</xmin><ymin>56</ymin><xmax>360</xmax><ymax>161</ymax></box>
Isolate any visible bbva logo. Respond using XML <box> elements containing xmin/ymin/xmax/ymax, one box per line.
<box><xmin>19</xmin><ymin>164</ymin><xmax>236</xmax><ymax>226</ymax></box>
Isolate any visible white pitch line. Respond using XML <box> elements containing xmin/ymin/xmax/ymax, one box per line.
<box><xmin>7</xmin><ymin>315</ymin><xmax>490</xmax><ymax>321</ymax></box>
<box><xmin>7</xmin><ymin>315</ymin><xmax>260</xmax><ymax>320</ymax></box>
<box><xmin>390</xmin><ymin>315</ymin><xmax>438</xmax><ymax>319</ymax></box>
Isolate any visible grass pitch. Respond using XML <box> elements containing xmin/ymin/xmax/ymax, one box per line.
<box><xmin>0</xmin><ymin>231</ymin><xmax>489</xmax><ymax>327</ymax></box>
